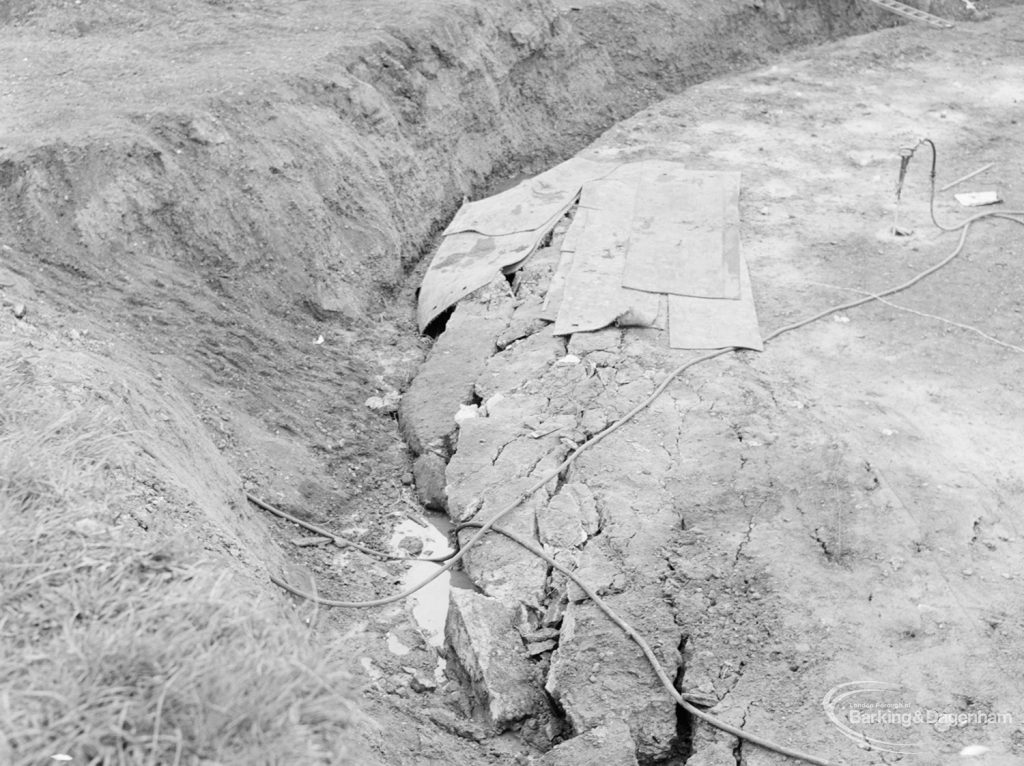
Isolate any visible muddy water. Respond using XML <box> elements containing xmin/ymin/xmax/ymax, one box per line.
<box><xmin>389</xmin><ymin>512</ymin><xmax>480</xmax><ymax>648</ymax></box>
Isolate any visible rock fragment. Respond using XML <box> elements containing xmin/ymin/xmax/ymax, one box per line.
<box><xmin>546</xmin><ymin>600</ymin><xmax>680</xmax><ymax>763</ymax></box>
<box><xmin>458</xmin><ymin>477</ymin><xmax>547</xmax><ymax>607</ymax></box>
<box><xmin>525</xmin><ymin>639</ymin><xmax>557</xmax><ymax>657</ymax></box>
<box><xmin>444</xmin><ymin>589</ymin><xmax>548</xmax><ymax>730</ymax></box>
<box><xmin>535</xmin><ymin>720</ymin><xmax>639</xmax><ymax>766</ymax></box>
<box><xmin>412</xmin><ymin>452</ymin><xmax>448</xmax><ymax>510</ymax></box>
<box><xmin>409</xmin><ymin>671</ymin><xmax>438</xmax><ymax>693</ymax></box>
<box><xmin>537</xmin><ymin>482</ymin><xmax>600</xmax><ymax>549</ymax></box>
<box><xmin>398</xmin><ymin>280</ymin><xmax>514</xmax><ymax>456</ymax></box>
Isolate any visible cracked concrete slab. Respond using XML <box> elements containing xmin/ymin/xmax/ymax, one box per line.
<box><xmin>445</xmin><ymin>588</ymin><xmax>549</xmax><ymax>730</ymax></box>
<box><xmin>401</xmin><ymin>11</ymin><xmax>1024</xmax><ymax>765</ymax></box>
<box><xmin>399</xmin><ymin>278</ymin><xmax>515</xmax><ymax>457</ymax></box>
<box><xmin>458</xmin><ymin>477</ymin><xmax>548</xmax><ymax>607</ymax></box>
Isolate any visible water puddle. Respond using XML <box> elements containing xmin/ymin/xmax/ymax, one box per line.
<box><xmin>389</xmin><ymin>511</ymin><xmax>479</xmax><ymax>649</ymax></box>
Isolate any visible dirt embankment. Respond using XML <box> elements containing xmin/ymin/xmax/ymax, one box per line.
<box><xmin>1</xmin><ymin>1</ymin><xmax>902</xmax><ymax>322</ymax></box>
<box><xmin>0</xmin><ymin>0</ymin><xmax>905</xmax><ymax>621</ymax></box>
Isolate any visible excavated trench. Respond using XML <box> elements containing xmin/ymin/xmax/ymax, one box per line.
<box><xmin>1</xmin><ymin>0</ymin><xmax>1010</xmax><ymax>764</ymax></box>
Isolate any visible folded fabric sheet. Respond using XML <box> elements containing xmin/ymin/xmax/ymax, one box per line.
<box><xmin>668</xmin><ymin>255</ymin><xmax>763</xmax><ymax>351</ymax></box>
<box><xmin>552</xmin><ymin>179</ymin><xmax>663</xmax><ymax>336</ymax></box>
<box><xmin>622</xmin><ymin>163</ymin><xmax>741</xmax><ymax>300</ymax></box>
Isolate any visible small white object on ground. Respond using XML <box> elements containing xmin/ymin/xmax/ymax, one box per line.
<box><xmin>454</xmin><ymin>403</ymin><xmax>479</xmax><ymax>424</ymax></box>
<box><xmin>954</xmin><ymin>190</ymin><xmax>1001</xmax><ymax>207</ymax></box>
<box><xmin>959</xmin><ymin>744</ymin><xmax>990</xmax><ymax>757</ymax></box>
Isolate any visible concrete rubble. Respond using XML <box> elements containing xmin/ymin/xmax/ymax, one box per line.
<box><xmin>400</xmin><ymin>17</ymin><xmax>1024</xmax><ymax>763</ymax></box>
<box><xmin>535</xmin><ymin>720</ymin><xmax>639</xmax><ymax>766</ymax></box>
<box><xmin>403</xmin><ymin>216</ymin><xmax>693</xmax><ymax>761</ymax></box>
<box><xmin>444</xmin><ymin>588</ymin><xmax>549</xmax><ymax>730</ymax></box>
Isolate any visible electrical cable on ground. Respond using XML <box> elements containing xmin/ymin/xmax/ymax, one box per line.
<box><xmin>457</xmin><ymin>520</ymin><xmax>837</xmax><ymax>766</ymax></box>
<box><xmin>804</xmin><ymin>280</ymin><xmax>1024</xmax><ymax>355</ymax></box>
<box><xmin>265</xmin><ymin>211</ymin><xmax>1024</xmax><ymax>605</ymax></box>
<box><xmin>257</xmin><ymin>150</ymin><xmax>1024</xmax><ymax>765</ymax></box>
<box><xmin>246</xmin><ymin>493</ymin><xmax>455</xmax><ymax>564</ymax></box>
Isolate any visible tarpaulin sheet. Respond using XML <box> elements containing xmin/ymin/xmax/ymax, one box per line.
<box><xmin>668</xmin><ymin>255</ymin><xmax>763</xmax><ymax>351</ymax></box>
<box><xmin>622</xmin><ymin>163</ymin><xmax>741</xmax><ymax>299</ymax></box>
<box><xmin>540</xmin><ymin>245</ymin><xmax>576</xmax><ymax>323</ymax></box>
<box><xmin>420</xmin><ymin>154</ymin><xmax>761</xmax><ymax>350</ymax></box>
<box><xmin>420</xmin><ymin>157</ymin><xmax>624</xmax><ymax>331</ymax></box>
<box><xmin>444</xmin><ymin>157</ymin><xmax>621</xmax><ymax>237</ymax></box>
<box><xmin>417</xmin><ymin>221</ymin><xmax>556</xmax><ymax>332</ymax></box>
<box><xmin>552</xmin><ymin>179</ymin><xmax>662</xmax><ymax>336</ymax></box>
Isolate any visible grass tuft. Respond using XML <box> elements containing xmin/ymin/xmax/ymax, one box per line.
<box><xmin>0</xmin><ymin>353</ymin><xmax>361</xmax><ymax>765</ymax></box>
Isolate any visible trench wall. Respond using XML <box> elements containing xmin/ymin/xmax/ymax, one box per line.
<box><xmin>0</xmin><ymin>0</ymin><xmax>900</xmax><ymax>326</ymax></box>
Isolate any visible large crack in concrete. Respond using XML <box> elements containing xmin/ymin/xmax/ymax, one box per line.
<box><xmin>399</xmin><ymin>211</ymin><xmax>697</xmax><ymax>761</ymax></box>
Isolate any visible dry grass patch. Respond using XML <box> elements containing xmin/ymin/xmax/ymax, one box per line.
<box><xmin>0</xmin><ymin>351</ymin><xmax>362</xmax><ymax>765</ymax></box>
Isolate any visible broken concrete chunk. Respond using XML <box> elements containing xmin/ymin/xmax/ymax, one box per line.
<box><xmin>536</xmin><ymin>720</ymin><xmax>639</xmax><ymax>766</ymax></box>
<box><xmin>412</xmin><ymin>452</ymin><xmax>448</xmax><ymax>511</ymax></box>
<box><xmin>493</xmin><ymin>430</ymin><xmax>556</xmax><ymax>475</ymax></box>
<box><xmin>497</xmin><ymin>295</ymin><xmax>550</xmax><ymax>350</ymax></box>
<box><xmin>520</xmin><ymin>626</ymin><xmax>560</xmax><ymax>642</ymax></box>
<box><xmin>399</xmin><ymin>295</ymin><xmax>513</xmax><ymax>456</ymax></box>
<box><xmin>509</xmin><ymin>20</ymin><xmax>544</xmax><ymax>49</ymax></box>
<box><xmin>460</xmin><ymin>528</ymin><xmax>548</xmax><ymax>608</ymax></box>
<box><xmin>542</xmin><ymin>586</ymin><xmax>568</xmax><ymax>628</ymax></box>
<box><xmin>444</xmin><ymin>589</ymin><xmax>548</xmax><ymax>730</ymax></box>
<box><xmin>529</xmin><ymin>442</ymin><xmax>572</xmax><ymax>497</ymax></box>
<box><xmin>685</xmin><ymin>716</ymin><xmax>746</xmax><ymax>766</ymax></box>
<box><xmin>565</xmin><ymin>540</ymin><xmax>620</xmax><ymax>602</ymax></box>
<box><xmin>564</xmin><ymin>483</ymin><xmax>599</xmax><ymax>534</ymax></box>
<box><xmin>568</xmin><ymin>327</ymin><xmax>622</xmax><ymax>356</ymax></box>
<box><xmin>526</xmin><ymin>639</ymin><xmax>557</xmax><ymax>657</ymax></box>
<box><xmin>444</xmin><ymin>416</ymin><xmax>525</xmax><ymax>521</ymax></box>
<box><xmin>454</xmin><ymin>403</ymin><xmax>479</xmax><ymax>424</ymax></box>
<box><xmin>570</xmin><ymin>484</ymin><xmax>600</xmax><ymax>534</ymax></box>
<box><xmin>408</xmin><ymin>669</ymin><xmax>438</xmax><ymax>693</ymax></box>
<box><xmin>480</xmin><ymin>390</ymin><xmax>547</xmax><ymax>422</ymax></box>
<box><xmin>538</xmin><ymin>485</ymin><xmax>590</xmax><ymax>549</ymax></box>
<box><xmin>458</xmin><ymin>478</ymin><xmax>547</xmax><ymax>607</ymax></box>
<box><xmin>546</xmin><ymin>600</ymin><xmax>680</xmax><ymax>763</ymax></box>
<box><xmin>446</xmin><ymin>409</ymin><xmax>570</xmax><ymax>520</ymax></box>
<box><xmin>475</xmin><ymin>330</ymin><xmax>564</xmax><ymax>401</ymax></box>
<box><xmin>555</xmin><ymin>353</ymin><xmax>581</xmax><ymax>367</ymax></box>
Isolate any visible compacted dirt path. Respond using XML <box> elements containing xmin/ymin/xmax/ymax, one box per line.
<box><xmin>401</xmin><ymin>8</ymin><xmax>1024</xmax><ymax>765</ymax></box>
